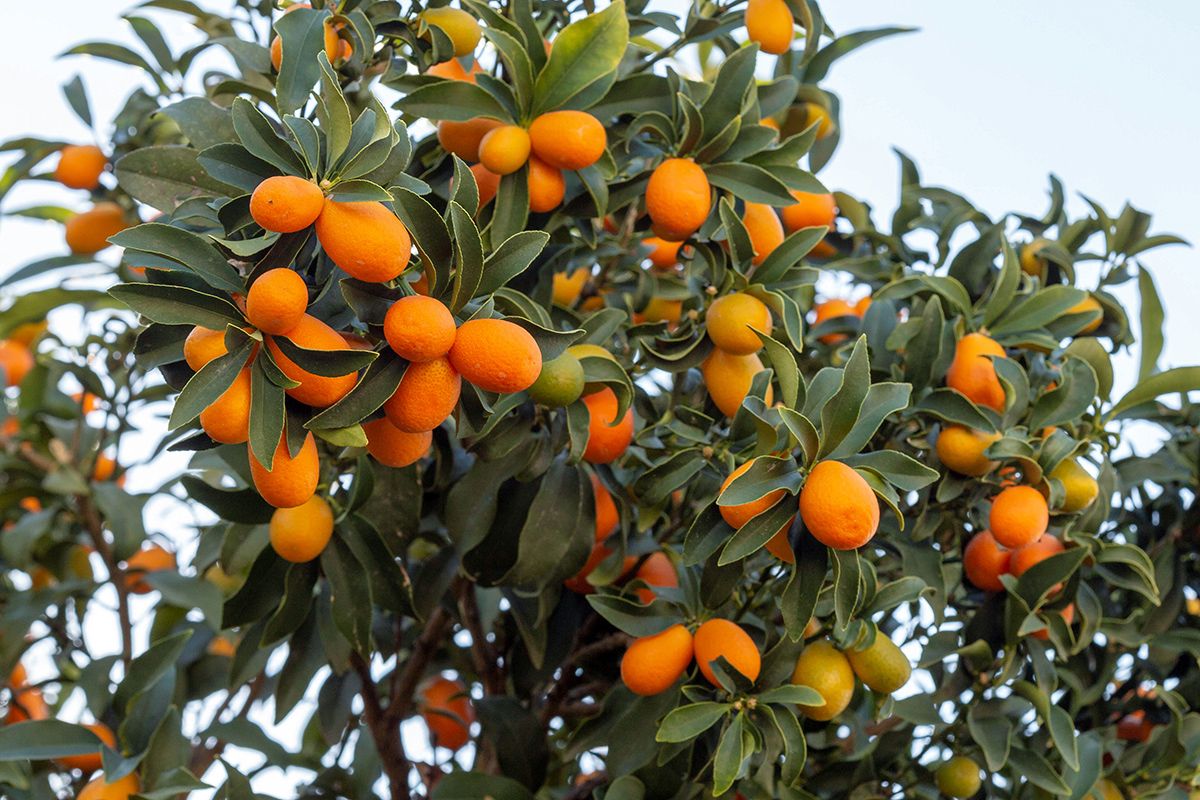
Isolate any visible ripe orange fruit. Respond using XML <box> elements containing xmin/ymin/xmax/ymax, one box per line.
<box><xmin>707</xmin><ymin>292</ymin><xmax>772</xmax><ymax>355</ymax></box>
<box><xmin>742</xmin><ymin>202</ymin><xmax>784</xmax><ymax>265</ymax></box>
<box><xmin>1021</xmin><ymin>238</ymin><xmax>1049</xmax><ymax>276</ymax></box>
<box><xmin>92</xmin><ymin>454</ymin><xmax>120</xmax><ymax>483</ymax></box>
<box><xmin>719</xmin><ymin>459</ymin><xmax>795</xmax><ymax>563</ymax></box>
<box><xmin>633</xmin><ymin>552</ymin><xmax>677</xmax><ymax>604</ymax></box>
<box><xmin>208</xmin><ymin>635</ymin><xmax>237</xmax><ymax>657</ymax></box>
<box><xmin>936</xmin><ymin>757</ymin><xmax>982</xmax><ymax>799</ymax></box>
<box><xmin>270</xmin><ymin>495</ymin><xmax>334</xmax><ymax>562</ymax></box>
<box><xmin>946</xmin><ymin>333</ymin><xmax>1006</xmax><ymax>412</ymax></box>
<box><xmin>989</xmin><ymin>485</ymin><xmax>1048</xmax><ymax>548</ymax></box>
<box><xmin>1116</xmin><ymin>711</ymin><xmax>1153</xmax><ymax>743</ymax></box>
<box><xmin>1030</xmin><ymin>603</ymin><xmax>1074</xmax><ymax>640</ymax></box>
<box><xmin>57</xmin><ymin>722</ymin><xmax>116</xmax><ymax>771</ymax></box>
<box><xmin>266</xmin><ymin>314</ymin><xmax>358</xmax><ymax>407</ymax></box>
<box><xmin>447</xmin><ymin>318</ymin><xmax>542</xmax><ymax>393</ymax></box>
<box><xmin>384</xmin><ymin>296</ymin><xmax>456</xmax><ymax>363</ymax></box>
<box><xmin>0</xmin><ymin>341</ymin><xmax>34</xmax><ymax>387</ymax></box>
<box><xmin>78</xmin><ymin>772</ymin><xmax>140</xmax><ymax>800</ymax></box>
<box><xmin>249</xmin><ymin>176</ymin><xmax>324</xmax><ymax>233</ymax></box>
<box><xmin>315</xmin><ymin>200</ymin><xmax>412</xmax><ymax>283</ymax></box>
<box><xmin>638</xmin><ymin>297</ymin><xmax>683</xmax><ymax>328</ymax></box>
<box><xmin>799</xmin><ymin>102</ymin><xmax>835</xmax><ymax>138</ymax></box>
<box><xmin>54</xmin><ymin>145</ymin><xmax>107</xmax><ymax>190</ymax></box>
<box><xmin>1068</xmin><ymin>296</ymin><xmax>1103</xmax><ymax>334</ymax></box>
<box><xmin>1009</xmin><ymin>534</ymin><xmax>1064</xmax><ymax>577</ymax></box>
<box><xmin>269</xmin><ymin>6</ymin><xmax>347</xmax><ymax>69</ymax></box>
<box><xmin>855</xmin><ymin>296</ymin><xmax>872</xmax><ymax>315</ymax></box>
<box><xmin>781</xmin><ymin>190</ymin><xmax>837</xmax><ymax>234</ymax></box>
<box><xmin>745</xmin><ymin>0</ymin><xmax>794</xmax><ymax>54</ymax></box>
<box><xmin>643</xmin><ymin>236</ymin><xmax>682</xmax><ymax>270</ymax></box>
<box><xmin>582</xmin><ymin>387</ymin><xmax>634</xmax><ymax>464</ymax></box>
<box><xmin>247</xmin><ymin>268</ymin><xmax>308</xmax><ymax>335</ymax></box>
<box><xmin>420</xmin><ymin>7</ymin><xmax>482</xmax><ymax>57</ymax></box>
<box><xmin>419</xmin><ymin>676</ymin><xmax>475</xmax><ymax>750</ymax></box>
<box><xmin>553</xmin><ymin>268</ymin><xmax>590</xmax><ymax>306</ymax></box>
<box><xmin>812</xmin><ymin>298</ymin><xmax>857</xmax><ymax>344</ymax></box>
<box><xmin>646</xmin><ymin>159</ymin><xmax>711</xmax><ymax>242</ymax></box>
<box><xmin>527</xmin><ymin>155</ymin><xmax>565</xmax><ymax>212</ymax></box>
<box><xmin>123</xmin><ymin>543</ymin><xmax>175</xmax><ymax>594</ymax></box>
<box><xmin>428</xmin><ymin>56</ymin><xmax>475</xmax><ymax>82</ymax></box>
<box><xmin>65</xmin><ymin>202</ymin><xmax>130</xmax><ymax>255</ymax></box>
<box><xmin>694</xmin><ymin>619</ymin><xmax>761</xmax><ymax>686</ymax></box>
<box><xmin>591</xmin><ymin>474</ymin><xmax>619</xmax><ymax>541</ymax></box>
<box><xmin>10</xmin><ymin>320</ymin><xmax>48</xmax><ymax>347</ymax></box>
<box><xmin>528</xmin><ymin>111</ymin><xmax>607</xmax><ymax>171</ymax></box>
<box><xmin>701</xmin><ymin>349</ymin><xmax>772</xmax><ymax>418</ymax></box>
<box><xmin>249</xmin><ymin>431</ymin><xmax>320</xmax><ymax>508</ymax></box>
<box><xmin>621</xmin><ymin>624</ymin><xmax>694</xmax><ymax>696</ymax></box>
<box><xmin>799</xmin><ymin>460</ymin><xmax>880</xmax><ymax>550</ymax></box>
<box><xmin>5</xmin><ymin>681</ymin><xmax>48</xmax><ymax>723</ymax></box>
<box><xmin>469</xmin><ymin>163</ymin><xmax>501</xmax><ymax>212</ymax></box>
<box><xmin>792</xmin><ymin>639</ymin><xmax>855</xmax><ymax>720</ymax></box>
<box><xmin>563</xmin><ymin>542</ymin><xmax>624</xmax><ymax>594</ymax></box>
<box><xmin>478</xmin><ymin>125</ymin><xmax>531</xmax><ymax>175</ymax></box>
<box><xmin>936</xmin><ymin>425</ymin><xmax>1001</xmax><ymax>477</ymax></box>
<box><xmin>437</xmin><ymin>117</ymin><xmax>503</xmax><ymax>162</ymax></box>
<box><xmin>199</xmin><ymin>368</ymin><xmax>251</xmax><ymax>444</ymax></box>
<box><xmin>962</xmin><ymin>530</ymin><xmax>1010</xmax><ymax>592</ymax></box>
<box><xmin>184</xmin><ymin>326</ymin><xmax>230</xmax><ymax>371</ymax></box>
<box><xmin>384</xmin><ymin>356</ymin><xmax>461</xmax><ymax>433</ymax></box>
<box><xmin>363</xmin><ymin>418</ymin><xmax>431</xmax><ymax>468</ymax></box>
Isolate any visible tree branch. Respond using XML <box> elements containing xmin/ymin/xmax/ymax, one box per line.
<box><xmin>453</xmin><ymin>576</ymin><xmax>504</xmax><ymax>695</ymax></box>
<box><xmin>352</xmin><ymin>651</ymin><xmax>412</xmax><ymax>800</ymax></box>
<box><xmin>78</xmin><ymin>496</ymin><xmax>134</xmax><ymax>668</ymax></box>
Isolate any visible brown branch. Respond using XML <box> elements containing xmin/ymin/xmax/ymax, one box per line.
<box><xmin>388</xmin><ymin>606</ymin><xmax>453</xmax><ymax>721</ymax></box>
<box><xmin>352</xmin><ymin>651</ymin><xmax>412</xmax><ymax>800</ymax></box>
<box><xmin>540</xmin><ymin>628</ymin><xmax>629</xmax><ymax>727</ymax></box>
<box><xmin>78</xmin><ymin>496</ymin><xmax>134</xmax><ymax>668</ymax></box>
<box><xmin>187</xmin><ymin>674</ymin><xmax>265</xmax><ymax>779</ymax></box>
<box><xmin>562</xmin><ymin>772</ymin><xmax>609</xmax><ymax>800</ymax></box>
<box><xmin>453</xmin><ymin>576</ymin><xmax>504</xmax><ymax>695</ymax></box>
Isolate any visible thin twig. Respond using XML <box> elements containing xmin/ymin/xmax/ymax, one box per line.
<box><xmin>453</xmin><ymin>576</ymin><xmax>504</xmax><ymax>695</ymax></box>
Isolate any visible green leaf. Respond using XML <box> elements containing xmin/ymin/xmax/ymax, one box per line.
<box><xmin>819</xmin><ymin>336</ymin><xmax>871</xmax><ymax>458</ymax></box>
<box><xmin>585</xmin><ymin>594</ymin><xmax>676</xmax><ymax>638</ymax></box>
<box><xmin>757</xmin><ymin>684</ymin><xmax>823</xmax><ymax>706</ymax></box>
<box><xmin>112</xmin><ymin>224</ymin><xmax>246</xmax><ymax>294</ymax></box>
<box><xmin>862</xmin><ymin>576</ymin><xmax>930</xmax><ymax>615</ymax></box>
<box><xmin>158</xmin><ymin>97</ymin><xmax>237</xmax><ymax>150</ymax></box>
<box><xmin>828</xmin><ymin>381</ymin><xmax>911</xmax><ymax>459</ymax></box>
<box><xmin>801</xmin><ymin>27</ymin><xmax>917</xmax><ymax>84</ymax></box>
<box><xmin>431</xmin><ymin>772</ymin><xmax>535</xmax><ymax>800</ymax></box>
<box><xmin>320</xmin><ymin>535</ymin><xmax>372</xmax><ymax>654</ymax></box>
<box><xmin>712</xmin><ymin>714</ymin><xmax>746</xmax><ymax>797</ymax></box>
<box><xmin>990</xmin><ymin>286</ymin><xmax>1087</xmax><ymax>337</ymax></box>
<box><xmin>500</xmin><ymin>459</ymin><xmax>592</xmax><ymax>588</ymax></box>
<box><xmin>705</xmin><ymin>162</ymin><xmax>796</xmax><ymax>206</ymax></box>
<box><xmin>1109</xmin><ymin>366</ymin><xmax>1200</xmax><ymax>418</ymax></box>
<box><xmin>476</xmin><ymin>231</ymin><xmax>549</xmax><ymax>296</ymax></box>
<box><xmin>248</xmin><ymin>356</ymin><xmax>287</xmax><ymax>470</ymax></box>
<box><xmin>143</xmin><ymin>571</ymin><xmax>225</xmax><ymax>626</ymax></box>
<box><xmin>62</xmin><ymin>75</ymin><xmax>92</xmax><ymax>127</ymax></box>
<box><xmin>1007</xmin><ymin>746</ymin><xmax>1072</xmax><ymax>795</ymax></box>
<box><xmin>114</xmin><ymin>146</ymin><xmax>240</xmax><ymax>211</ymax></box>
<box><xmin>915</xmin><ymin>388</ymin><xmax>998</xmax><ymax>433</ymax></box>
<box><xmin>657</xmin><ymin>702</ymin><xmax>729</xmax><ymax>743</ymax></box>
<box><xmin>269</xmin><ymin>334</ymin><xmax>375</xmax><ymax>377</ymax></box>
<box><xmin>772</xmin><ymin>705</ymin><xmax>806</xmax><ymax>786</ymax></box>
<box><xmin>1137</xmin><ymin>266</ymin><xmax>1164</xmax><ymax>381</ymax></box>
<box><xmin>109</xmin><ymin>282</ymin><xmax>245</xmax><ymax>329</ymax></box>
<box><xmin>112</xmin><ymin>630</ymin><xmax>192</xmax><ymax>712</ymax></box>
<box><xmin>720</xmin><ymin>498</ymin><xmax>797</xmax><ymax>565</ymax></box>
<box><xmin>168</xmin><ymin>337</ymin><xmax>252</xmax><ymax>429</ymax></box>
<box><xmin>448</xmin><ymin>202</ymin><xmax>485</xmax><ymax>314</ymax></box>
<box><xmin>532</xmin><ymin>0</ymin><xmax>628</xmax><ymax>116</ymax></box>
<box><xmin>968</xmin><ymin>703</ymin><xmax>1013</xmax><ymax>772</ymax></box>
<box><xmin>0</xmin><ymin>720</ymin><xmax>109</xmax><ymax>761</ymax></box>
<box><xmin>274</xmin><ymin>7</ymin><xmax>330</xmax><ymax>115</ymax></box>
<box><xmin>396</xmin><ymin>80</ymin><xmax>512</xmax><ymax>123</ymax></box>
<box><xmin>845</xmin><ymin>450</ymin><xmax>938</xmax><ymax>492</ymax></box>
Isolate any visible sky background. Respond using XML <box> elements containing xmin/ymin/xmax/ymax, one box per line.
<box><xmin>0</xmin><ymin>0</ymin><xmax>1197</xmax><ymax>795</ymax></box>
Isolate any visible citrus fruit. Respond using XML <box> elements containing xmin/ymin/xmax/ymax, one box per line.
<box><xmin>591</xmin><ymin>474</ymin><xmax>619</xmax><ymax>541</ymax></box>
<box><xmin>1069</xmin><ymin>296</ymin><xmax>1103</xmax><ymax>334</ymax></box>
<box><xmin>963</xmin><ymin>530</ymin><xmax>1010</xmax><ymax>592</ymax></box>
<box><xmin>646</xmin><ymin>158</ymin><xmax>711</xmax><ymax>241</ymax></box>
<box><xmin>621</xmin><ymin>624</ymin><xmax>694</xmax><ymax>696</ymax></box>
<box><xmin>269</xmin><ymin>495</ymin><xmax>334</xmax><ymax>562</ymax></box>
<box><xmin>384</xmin><ymin>295</ymin><xmax>457</xmax><ymax>363</ymax></box>
<box><xmin>581</xmin><ymin>387</ymin><xmax>634</xmax><ymax>464</ymax></box>
<box><xmin>78</xmin><ymin>772</ymin><xmax>140</xmax><ymax>800</ymax></box>
<box><xmin>707</xmin><ymin>292</ymin><xmax>772</xmax><ymax>355</ymax></box>
<box><xmin>363</xmin><ymin>418</ymin><xmax>431</xmax><ymax>468</ymax></box>
<box><xmin>633</xmin><ymin>551</ymin><xmax>677</xmax><ymax>604</ymax></box>
<box><xmin>936</xmin><ymin>425</ymin><xmax>1001</xmax><ymax>477</ymax></box>
<box><xmin>946</xmin><ymin>333</ymin><xmax>1006</xmax><ymax>412</ymax></box>
<box><xmin>54</xmin><ymin>144</ymin><xmax>107</xmax><ymax>190</ymax></box>
<box><xmin>427</xmin><ymin>55</ymin><xmax>475</xmax><ymax>81</ymax></box>
<box><xmin>123</xmin><ymin>543</ymin><xmax>174</xmax><ymax>594</ymax></box>
<box><xmin>528</xmin><ymin>351</ymin><xmax>585</xmax><ymax>407</ymax></box>
<box><xmin>799</xmin><ymin>101</ymin><xmax>835</xmax><ymax>138</ymax></box>
<box><xmin>1009</xmin><ymin>534</ymin><xmax>1064</xmax><ymax>577</ymax></box>
<box><xmin>448</xmin><ymin>318</ymin><xmax>542</xmax><ymax>393</ymax></box>
<box><xmin>742</xmin><ymin>201</ymin><xmax>785</xmax><ymax>265</ymax></box>
<box><xmin>643</xmin><ymin>236</ymin><xmax>682</xmax><ymax>270</ymax></box>
<box><xmin>57</xmin><ymin>722</ymin><xmax>116</xmax><ymax>771</ymax></box>
<box><xmin>989</xmin><ymin>485</ymin><xmax>1048</xmax><ymax>548</ymax></box>
<box><xmin>1021</xmin><ymin>238</ymin><xmax>1049</xmax><ymax>275</ymax></box>
<box><xmin>65</xmin><ymin>202</ymin><xmax>129</xmax><ymax>255</ymax></box>
<box><xmin>799</xmin><ymin>461</ymin><xmax>880</xmax><ymax>550</ymax></box>
<box><xmin>528</xmin><ymin>110</ymin><xmax>607</xmax><ymax>171</ymax></box>
<box><xmin>781</xmin><ymin>190</ymin><xmax>836</xmax><ymax>234</ymax></box>
<box><xmin>936</xmin><ymin>757</ymin><xmax>982</xmax><ymax>799</ymax></box>
<box><xmin>1030</xmin><ymin>603</ymin><xmax>1074</xmax><ymax>640</ymax></box>
<box><xmin>0</xmin><ymin>341</ymin><xmax>34</xmax><ymax>387</ymax></box>
<box><xmin>812</xmin><ymin>298</ymin><xmax>857</xmax><ymax>344</ymax></box>
<box><xmin>420</xmin><ymin>7</ymin><xmax>481</xmax><ymax>57</ymax></box>
<box><xmin>745</xmin><ymin>0</ymin><xmax>794</xmax><ymax>54</ymax></box>
<box><xmin>419</xmin><ymin>675</ymin><xmax>475</xmax><ymax>750</ymax></box>
<box><xmin>249</xmin><ymin>176</ymin><xmax>324</xmax><ymax>233</ymax></box>
<box><xmin>266</xmin><ymin>314</ymin><xmax>358</xmax><ymax>407</ymax></box>
<box><xmin>792</xmin><ymin>639</ymin><xmax>855</xmax><ymax>720</ymax></box>
<box><xmin>1116</xmin><ymin>711</ymin><xmax>1153</xmax><ymax>742</ymax></box>
<box><xmin>184</xmin><ymin>326</ymin><xmax>230</xmax><ymax>371</ymax></box>
<box><xmin>246</xmin><ymin>268</ymin><xmax>308</xmax><ymax>335</ymax></box>
<box><xmin>469</xmin><ymin>162</ymin><xmax>501</xmax><ymax>211</ymax></box>
<box><xmin>639</xmin><ymin>297</ymin><xmax>683</xmax><ymax>327</ymax></box>
<box><xmin>92</xmin><ymin>454</ymin><xmax>120</xmax><ymax>483</ymax></box>
<box><xmin>701</xmin><ymin>349</ymin><xmax>772</xmax><ymax>418</ymax></box>
<box><xmin>552</xmin><ymin>268</ymin><xmax>590</xmax><ymax>306</ymax></box>
<box><xmin>527</xmin><ymin>155</ymin><xmax>565</xmax><ymax>212</ymax></box>
<box><xmin>719</xmin><ymin>459</ymin><xmax>796</xmax><ymax>563</ymax></box>
<box><xmin>384</xmin><ymin>356</ymin><xmax>461</xmax><ymax>433</ymax></box>
<box><xmin>199</xmin><ymin>367</ymin><xmax>252</xmax><ymax>444</ymax></box>
<box><xmin>568</xmin><ymin>343</ymin><xmax>618</xmax><ymax>395</ymax></box>
<box><xmin>314</xmin><ymin>200</ymin><xmax>411</xmax><ymax>283</ymax></box>
<box><xmin>249</xmin><ymin>431</ymin><xmax>320</xmax><ymax>508</ymax></box>
<box><xmin>437</xmin><ymin>117</ymin><xmax>502</xmax><ymax>162</ymax></box>
<box><xmin>5</xmin><ymin>684</ymin><xmax>48</xmax><ymax>723</ymax></box>
<box><xmin>1043</xmin><ymin>458</ymin><xmax>1099</xmax><ymax>513</ymax></box>
<box><xmin>478</xmin><ymin>124</ymin><xmax>531</xmax><ymax>175</ymax></box>
<box><xmin>845</xmin><ymin>633</ymin><xmax>911</xmax><ymax>694</ymax></box>
<box><xmin>693</xmin><ymin>619</ymin><xmax>761</xmax><ymax>686</ymax></box>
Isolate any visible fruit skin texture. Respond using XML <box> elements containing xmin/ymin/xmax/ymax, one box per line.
<box><xmin>693</xmin><ymin>619</ymin><xmax>761</xmax><ymax>686</ymax></box>
<box><xmin>552</xmin><ymin>268</ymin><xmax>589</xmax><ymax>306</ymax></box>
<box><xmin>123</xmin><ymin>543</ymin><xmax>175</xmax><ymax>594</ymax></box>
<box><xmin>478</xmin><ymin>124</ymin><xmax>531</xmax><ymax>175</ymax></box>
<box><xmin>249</xmin><ymin>176</ymin><xmax>324</xmax><ymax>233</ymax></box>
<box><xmin>742</xmin><ymin>201</ymin><xmax>785</xmax><ymax>264</ymax></box>
<box><xmin>719</xmin><ymin>459</ymin><xmax>795</xmax><ymax>563</ymax></box>
<box><xmin>989</xmin><ymin>485</ymin><xmax>1049</xmax><ymax>548</ymax></box>
<box><xmin>184</xmin><ymin>326</ymin><xmax>229</xmax><ymax>371</ymax></box>
<box><xmin>200</xmin><ymin>368</ymin><xmax>252</xmax><ymax>444</ymax></box>
<box><xmin>963</xmin><ymin>530</ymin><xmax>1010</xmax><ymax>592</ymax></box>
<box><xmin>0</xmin><ymin>341</ymin><xmax>34</xmax><ymax>387</ymax></box>
<box><xmin>936</xmin><ymin>757</ymin><xmax>982</xmax><ymax>799</ymax></box>
<box><xmin>1021</xmin><ymin>238</ymin><xmax>1049</xmax><ymax>275</ymax></box>
<box><xmin>707</xmin><ymin>292</ymin><xmax>772</xmax><ymax>355</ymax></box>
<box><xmin>384</xmin><ymin>296</ymin><xmax>457</xmax><ymax>363</ymax></box>
<box><xmin>781</xmin><ymin>190</ymin><xmax>836</xmax><ymax>234</ymax></box>
<box><xmin>582</xmin><ymin>387</ymin><xmax>634</xmax><ymax>464</ymax></box>
<box><xmin>528</xmin><ymin>351</ymin><xmax>585</xmax><ymax>407</ymax></box>
<box><xmin>420</xmin><ymin>7</ymin><xmax>482</xmax><ymax>57</ymax></box>
<box><xmin>1031</xmin><ymin>603</ymin><xmax>1074</xmax><ymax>640</ymax></box>
<box><xmin>701</xmin><ymin>349</ymin><xmax>772</xmax><ymax>418</ymax></box>
<box><xmin>448</xmin><ymin>318</ymin><xmax>542</xmax><ymax>393</ymax></box>
<box><xmin>633</xmin><ymin>551</ymin><xmax>678</xmax><ymax>604</ymax></box>
<box><xmin>250</xmin><ymin>431</ymin><xmax>320</xmax><ymax>509</ymax></box>
<box><xmin>745</xmin><ymin>0</ymin><xmax>794</xmax><ymax>54</ymax></box>
<box><xmin>247</xmin><ymin>268</ymin><xmax>308</xmax><ymax>335</ymax></box>
<box><xmin>812</xmin><ymin>298</ymin><xmax>858</xmax><ymax>344</ymax></box>
<box><xmin>266</xmin><ymin>315</ymin><xmax>358</xmax><ymax>408</ymax></box>
<box><xmin>437</xmin><ymin>117</ymin><xmax>502</xmax><ymax>162</ymax></box>
<box><xmin>845</xmin><ymin>634</ymin><xmax>911</xmax><ymax>694</ymax></box>
<box><xmin>5</xmin><ymin>681</ymin><xmax>48</xmax><ymax>723</ymax></box>
<box><xmin>936</xmin><ymin>425</ymin><xmax>1001</xmax><ymax>477</ymax></box>
<box><xmin>1044</xmin><ymin>458</ymin><xmax>1099</xmax><ymax>513</ymax></box>
<box><xmin>419</xmin><ymin>676</ymin><xmax>475</xmax><ymax>750</ymax></box>
<box><xmin>78</xmin><ymin>772</ymin><xmax>140</xmax><ymax>800</ymax></box>
<box><xmin>527</xmin><ymin>155</ymin><xmax>566</xmax><ymax>212</ymax></box>
<box><xmin>1009</xmin><ymin>534</ymin><xmax>1064</xmax><ymax>577</ymax></box>
<box><xmin>65</xmin><ymin>202</ymin><xmax>130</xmax><ymax>255</ymax></box>
<box><xmin>946</xmin><ymin>333</ymin><xmax>1006</xmax><ymax>412</ymax></box>
<box><xmin>315</xmin><ymin>200</ymin><xmax>412</xmax><ymax>283</ymax></box>
<box><xmin>646</xmin><ymin>158</ymin><xmax>711</xmax><ymax>242</ymax></box>
<box><xmin>1069</xmin><ymin>296</ymin><xmax>1104</xmax><ymax>334</ymax></box>
<box><xmin>799</xmin><ymin>461</ymin><xmax>880</xmax><ymax>550</ymax></box>
<box><xmin>621</xmin><ymin>624</ymin><xmax>694</xmax><ymax>696</ymax></box>
<box><xmin>643</xmin><ymin>236</ymin><xmax>682</xmax><ymax>269</ymax></box>
<box><xmin>528</xmin><ymin>111</ymin><xmax>607</xmax><ymax>171</ymax></box>
<box><xmin>55</xmin><ymin>144</ymin><xmax>107</xmax><ymax>190</ymax></box>
<box><xmin>363</xmin><ymin>418</ymin><xmax>431</xmax><ymax>467</ymax></box>
<box><xmin>384</xmin><ymin>356</ymin><xmax>462</xmax><ymax>433</ymax></box>
<box><xmin>57</xmin><ymin>722</ymin><xmax>116</xmax><ymax>771</ymax></box>
<box><xmin>591</xmin><ymin>474</ymin><xmax>619</xmax><ymax>541</ymax></box>
<box><xmin>469</xmin><ymin>163</ymin><xmax>501</xmax><ymax>212</ymax></box>
<box><xmin>792</xmin><ymin>639</ymin><xmax>855</xmax><ymax>720</ymax></box>
<box><xmin>269</xmin><ymin>495</ymin><xmax>334</xmax><ymax>563</ymax></box>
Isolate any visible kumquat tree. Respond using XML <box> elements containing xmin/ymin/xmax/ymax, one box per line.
<box><xmin>0</xmin><ymin>0</ymin><xmax>1199</xmax><ymax>798</ymax></box>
